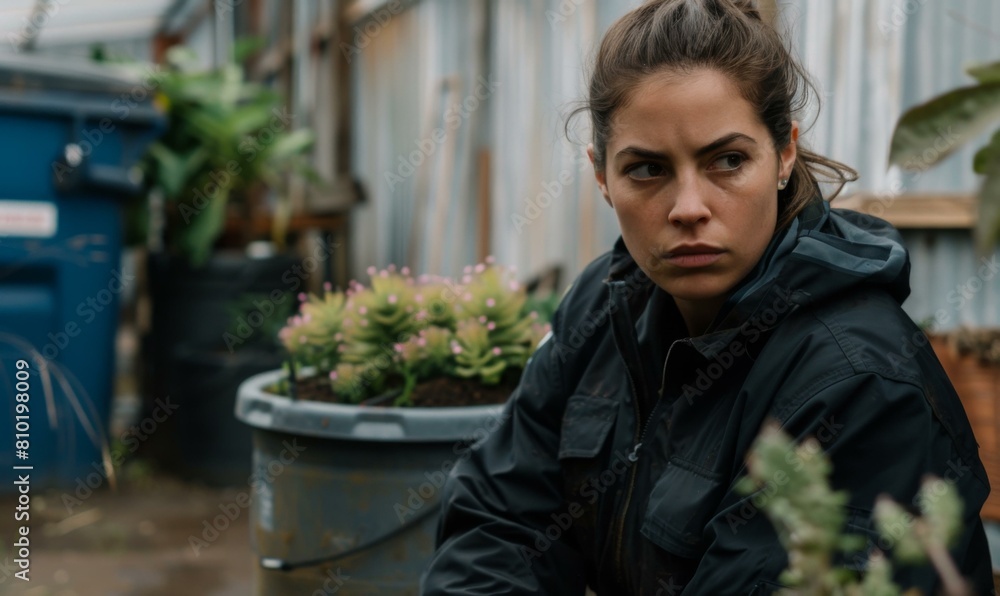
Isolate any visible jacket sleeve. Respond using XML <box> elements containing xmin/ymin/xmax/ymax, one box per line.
<box><xmin>420</xmin><ymin>312</ymin><xmax>588</xmax><ymax>595</ymax></box>
<box><xmin>680</xmin><ymin>373</ymin><xmax>994</xmax><ymax>595</ymax></box>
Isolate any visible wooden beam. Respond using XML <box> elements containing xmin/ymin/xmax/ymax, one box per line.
<box><xmin>833</xmin><ymin>193</ymin><xmax>976</xmax><ymax>229</ymax></box>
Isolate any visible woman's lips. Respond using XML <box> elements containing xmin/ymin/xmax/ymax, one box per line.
<box><xmin>665</xmin><ymin>252</ymin><xmax>723</xmax><ymax>267</ymax></box>
<box><xmin>662</xmin><ymin>245</ymin><xmax>725</xmax><ymax>268</ymax></box>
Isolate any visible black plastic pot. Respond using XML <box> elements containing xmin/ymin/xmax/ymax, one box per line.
<box><xmin>155</xmin><ymin>342</ymin><xmax>285</xmax><ymax>485</ymax></box>
<box><xmin>140</xmin><ymin>251</ymin><xmax>311</xmax><ymax>481</ymax></box>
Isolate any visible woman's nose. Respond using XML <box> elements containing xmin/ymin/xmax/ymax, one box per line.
<box><xmin>667</xmin><ymin>176</ymin><xmax>711</xmax><ymax>227</ymax></box>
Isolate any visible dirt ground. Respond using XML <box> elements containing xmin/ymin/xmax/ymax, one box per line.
<box><xmin>0</xmin><ymin>472</ymin><xmax>253</xmax><ymax>596</ymax></box>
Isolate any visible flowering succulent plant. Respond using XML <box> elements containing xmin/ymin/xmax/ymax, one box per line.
<box><xmin>278</xmin><ymin>258</ymin><xmax>554</xmax><ymax>406</ymax></box>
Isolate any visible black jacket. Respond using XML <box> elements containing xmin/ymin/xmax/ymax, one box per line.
<box><xmin>421</xmin><ymin>199</ymin><xmax>994</xmax><ymax>595</ymax></box>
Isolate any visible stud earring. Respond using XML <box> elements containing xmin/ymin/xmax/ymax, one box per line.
<box><xmin>777</xmin><ymin>178</ymin><xmax>789</xmax><ymax>190</ymax></box>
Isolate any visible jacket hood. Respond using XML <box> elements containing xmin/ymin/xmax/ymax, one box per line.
<box><xmin>607</xmin><ymin>197</ymin><xmax>912</xmax><ymax>357</ymax></box>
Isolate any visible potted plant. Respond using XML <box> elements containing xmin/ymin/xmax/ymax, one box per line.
<box><xmin>235</xmin><ymin>258</ymin><xmax>554</xmax><ymax>595</ymax></box>
<box><xmin>135</xmin><ymin>42</ymin><xmax>323</xmax><ymax>485</ymax></box>
<box><xmin>889</xmin><ymin>57</ymin><xmax>1000</xmax><ymax>523</ymax></box>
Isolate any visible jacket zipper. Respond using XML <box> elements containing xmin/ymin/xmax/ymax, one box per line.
<box><xmin>608</xmin><ymin>282</ymin><xmax>682</xmax><ymax>593</ymax></box>
<box><xmin>613</xmin><ymin>340</ymin><xmax>682</xmax><ymax>594</ymax></box>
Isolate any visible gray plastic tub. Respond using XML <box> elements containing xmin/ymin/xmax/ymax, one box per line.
<box><xmin>235</xmin><ymin>369</ymin><xmax>508</xmax><ymax>595</ymax></box>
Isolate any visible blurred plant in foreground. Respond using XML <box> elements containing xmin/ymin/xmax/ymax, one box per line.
<box><xmin>739</xmin><ymin>424</ymin><xmax>973</xmax><ymax>596</ymax></box>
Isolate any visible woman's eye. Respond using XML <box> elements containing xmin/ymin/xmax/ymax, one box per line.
<box><xmin>711</xmin><ymin>153</ymin><xmax>745</xmax><ymax>172</ymax></box>
<box><xmin>626</xmin><ymin>163</ymin><xmax>664</xmax><ymax>180</ymax></box>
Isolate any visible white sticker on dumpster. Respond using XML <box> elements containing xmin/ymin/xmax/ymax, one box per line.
<box><xmin>0</xmin><ymin>201</ymin><xmax>57</xmax><ymax>238</ymax></box>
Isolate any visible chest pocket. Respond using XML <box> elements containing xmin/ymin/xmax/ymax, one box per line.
<box><xmin>558</xmin><ymin>393</ymin><xmax>618</xmax><ymax>459</ymax></box>
<box><xmin>641</xmin><ymin>457</ymin><xmax>725</xmax><ymax>559</ymax></box>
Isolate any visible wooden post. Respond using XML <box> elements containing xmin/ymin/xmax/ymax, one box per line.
<box><xmin>477</xmin><ymin>149</ymin><xmax>492</xmax><ymax>263</ymax></box>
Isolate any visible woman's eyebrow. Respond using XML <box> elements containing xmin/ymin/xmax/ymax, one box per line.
<box><xmin>614</xmin><ymin>132</ymin><xmax>757</xmax><ymax>164</ymax></box>
<box><xmin>695</xmin><ymin>132</ymin><xmax>757</xmax><ymax>157</ymax></box>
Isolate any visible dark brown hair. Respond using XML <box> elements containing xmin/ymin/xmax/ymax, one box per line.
<box><xmin>573</xmin><ymin>0</ymin><xmax>857</xmax><ymax>229</ymax></box>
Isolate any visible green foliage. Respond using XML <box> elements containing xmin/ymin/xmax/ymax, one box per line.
<box><xmin>889</xmin><ymin>59</ymin><xmax>1000</xmax><ymax>254</ymax></box>
<box><xmin>398</xmin><ymin>326</ymin><xmax>455</xmax><ymax>380</ymax></box>
<box><xmin>341</xmin><ymin>269</ymin><xmax>422</xmax><ymax>364</ymax></box>
<box><xmin>451</xmin><ymin>264</ymin><xmax>536</xmax><ymax>384</ymax></box>
<box><xmin>328</xmin><ymin>362</ymin><xmax>381</xmax><ymax>404</ymax></box>
<box><xmin>141</xmin><ymin>44</ymin><xmax>318</xmax><ymax>265</ymax></box>
<box><xmin>278</xmin><ymin>258</ymin><xmax>556</xmax><ymax>405</ymax></box>
<box><xmin>225</xmin><ymin>291</ymin><xmax>297</xmax><ymax>351</ymax></box>
<box><xmin>452</xmin><ymin>319</ymin><xmax>512</xmax><ymax>385</ymax></box>
<box><xmin>522</xmin><ymin>291</ymin><xmax>561</xmax><ymax>326</ymax></box>
<box><xmin>279</xmin><ymin>291</ymin><xmax>347</xmax><ymax>372</ymax></box>
<box><xmin>740</xmin><ymin>424</ymin><xmax>971</xmax><ymax>596</ymax></box>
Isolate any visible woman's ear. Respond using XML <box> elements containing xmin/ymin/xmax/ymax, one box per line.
<box><xmin>779</xmin><ymin>121</ymin><xmax>799</xmax><ymax>181</ymax></box>
<box><xmin>587</xmin><ymin>143</ymin><xmax>613</xmax><ymax>208</ymax></box>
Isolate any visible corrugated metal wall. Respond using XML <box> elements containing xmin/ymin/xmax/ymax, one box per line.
<box><xmin>350</xmin><ymin>0</ymin><xmax>639</xmax><ymax>280</ymax></box>
<box><xmin>350</xmin><ymin>0</ymin><xmax>1000</xmax><ymax>328</ymax></box>
<box><xmin>350</xmin><ymin>0</ymin><xmax>491</xmax><ymax>277</ymax></box>
<box><xmin>488</xmin><ymin>0</ymin><xmax>643</xmax><ymax>281</ymax></box>
<box><xmin>782</xmin><ymin>0</ymin><xmax>1000</xmax><ymax>329</ymax></box>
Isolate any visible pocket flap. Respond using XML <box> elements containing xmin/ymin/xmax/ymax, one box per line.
<box><xmin>558</xmin><ymin>393</ymin><xmax>618</xmax><ymax>459</ymax></box>
<box><xmin>641</xmin><ymin>458</ymin><xmax>724</xmax><ymax>559</ymax></box>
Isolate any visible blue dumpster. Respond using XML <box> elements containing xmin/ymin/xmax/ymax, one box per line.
<box><xmin>0</xmin><ymin>55</ymin><xmax>163</xmax><ymax>492</ymax></box>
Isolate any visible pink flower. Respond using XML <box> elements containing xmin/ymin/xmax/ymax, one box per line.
<box><xmin>487</xmin><ymin>322</ymin><xmax>496</xmax><ymax>331</ymax></box>
<box><xmin>302</xmin><ymin>313</ymin><xmax>312</xmax><ymax>323</ymax></box>
<box><xmin>463</xmin><ymin>293</ymin><xmax>472</xmax><ymax>301</ymax></box>
<box><xmin>388</xmin><ymin>294</ymin><xmax>397</xmax><ymax>304</ymax></box>
<box><xmin>388</xmin><ymin>263</ymin><xmax>396</xmax><ymax>272</ymax></box>
<box><xmin>367</xmin><ymin>266</ymin><xmax>377</xmax><ymax>276</ymax></box>
<box><xmin>492</xmin><ymin>347</ymin><xmax>502</xmax><ymax>356</ymax></box>
<box><xmin>299</xmin><ymin>336</ymin><xmax>308</xmax><ymax>344</ymax></box>
<box><xmin>479</xmin><ymin>315</ymin><xmax>488</xmax><ymax>323</ymax></box>
<box><xmin>338</xmin><ymin>345</ymin><xmax>347</xmax><ymax>352</ymax></box>
<box><xmin>474</xmin><ymin>263</ymin><xmax>485</xmax><ymax>274</ymax></box>
<box><xmin>379</xmin><ymin>270</ymin><xmax>389</xmax><ymax>278</ymax></box>
<box><xmin>394</xmin><ymin>343</ymin><xmax>404</xmax><ymax>352</ymax></box>
<box><xmin>486</xmin><ymin>298</ymin><xmax>496</xmax><ymax>307</ymax></box>
<box><xmin>463</xmin><ymin>265</ymin><xmax>473</xmax><ymax>274</ymax></box>
<box><xmin>530</xmin><ymin>311</ymin><xmax>539</xmax><ymax>319</ymax></box>
<box><xmin>329</xmin><ymin>371</ymin><xmax>338</xmax><ymax>380</ymax></box>
<box><xmin>415</xmin><ymin>294</ymin><xmax>424</xmax><ymax>302</ymax></box>
<box><xmin>417</xmin><ymin>337</ymin><xmax>427</xmax><ymax>347</ymax></box>
<box><xmin>401</xmin><ymin>266</ymin><xmax>411</xmax><ymax>276</ymax></box>
<box><xmin>462</xmin><ymin>275</ymin><xmax>472</xmax><ymax>284</ymax></box>
<box><xmin>485</xmin><ymin>255</ymin><xmax>496</xmax><ymax>264</ymax></box>
<box><xmin>452</xmin><ymin>345</ymin><xmax>463</xmax><ymax>354</ymax></box>
<box><xmin>358</xmin><ymin>306</ymin><xmax>368</xmax><ymax>315</ymax></box>
<box><xmin>323</xmin><ymin>282</ymin><xmax>332</xmax><ymax>292</ymax></box>
<box><xmin>508</xmin><ymin>281</ymin><xmax>519</xmax><ymax>291</ymax></box>
<box><xmin>360</xmin><ymin>319</ymin><xmax>369</xmax><ymax>326</ymax></box>
<box><xmin>298</xmin><ymin>292</ymin><xmax>308</xmax><ymax>302</ymax></box>
<box><xmin>334</xmin><ymin>333</ymin><xmax>343</xmax><ymax>341</ymax></box>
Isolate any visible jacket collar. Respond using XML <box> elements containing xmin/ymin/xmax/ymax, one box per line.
<box><xmin>601</xmin><ymin>197</ymin><xmax>910</xmax><ymax>361</ymax></box>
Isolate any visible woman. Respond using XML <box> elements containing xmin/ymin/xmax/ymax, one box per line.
<box><xmin>422</xmin><ymin>1</ymin><xmax>993</xmax><ymax>594</ymax></box>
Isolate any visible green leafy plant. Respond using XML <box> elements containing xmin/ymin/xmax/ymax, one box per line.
<box><xmin>740</xmin><ymin>424</ymin><xmax>974</xmax><ymax>595</ymax></box>
<box><xmin>889</xmin><ymin>59</ymin><xmax>1000</xmax><ymax>254</ymax></box>
<box><xmin>142</xmin><ymin>43</ymin><xmax>319</xmax><ymax>265</ymax></box>
<box><xmin>278</xmin><ymin>258</ymin><xmax>554</xmax><ymax>406</ymax></box>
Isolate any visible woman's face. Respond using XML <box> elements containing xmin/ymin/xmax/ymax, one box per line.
<box><xmin>590</xmin><ymin>68</ymin><xmax>797</xmax><ymax>328</ymax></box>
